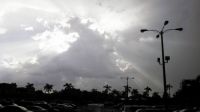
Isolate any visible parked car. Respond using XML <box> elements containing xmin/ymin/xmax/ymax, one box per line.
<box><xmin>0</xmin><ymin>105</ymin><xmax>32</xmax><ymax>112</ymax></box>
<box><xmin>0</xmin><ymin>104</ymin><xmax>4</xmax><ymax>109</ymax></box>
<box><xmin>27</xmin><ymin>106</ymin><xmax>47</xmax><ymax>112</ymax></box>
<box><xmin>35</xmin><ymin>103</ymin><xmax>52</xmax><ymax>110</ymax></box>
<box><xmin>54</xmin><ymin>104</ymin><xmax>76</xmax><ymax>112</ymax></box>
<box><xmin>136</xmin><ymin>109</ymin><xmax>165</xmax><ymax>112</ymax></box>
<box><xmin>121</xmin><ymin>105</ymin><xmax>150</xmax><ymax>112</ymax></box>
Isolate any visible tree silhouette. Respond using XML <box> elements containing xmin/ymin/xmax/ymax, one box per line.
<box><xmin>63</xmin><ymin>83</ymin><xmax>74</xmax><ymax>90</ymax></box>
<box><xmin>111</xmin><ymin>89</ymin><xmax>121</xmax><ymax>97</ymax></box>
<box><xmin>44</xmin><ymin>83</ymin><xmax>53</xmax><ymax>94</ymax></box>
<box><xmin>174</xmin><ymin>75</ymin><xmax>200</xmax><ymax>105</ymax></box>
<box><xmin>151</xmin><ymin>92</ymin><xmax>162</xmax><ymax>104</ymax></box>
<box><xmin>122</xmin><ymin>85</ymin><xmax>132</xmax><ymax>100</ymax></box>
<box><xmin>152</xmin><ymin>92</ymin><xmax>161</xmax><ymax>99</ymax></box>
<box><xmin>91</xmin><ymin>89</ymin><xmax>98</xmax><ymax>93</ymax></box>
<box><xmin>145</xmin><ymin>86</ymin><xmax>152</xmax><ymax>92</ymax></box>
<box><xmin>143</xmin><ymin>86</ymin><xmax>152</xmax><ymax>97</ymax></box>
<box><xmin>123</xmin><ymin>85</ymin><xmax>131</xmax><ymax>93</ymax></box>
<box><xmin>131</xmin><ymin>88</ymin><xmax>139</xmax><ymax>97</ymax></box>
<box><xmin>103</xmin><ymin>84</ymin><xmax>111</xmax><ymax>94</ymax></box>
<box><xmin>25</xmin><ymin>83</ymin><xmax>35</xmax><ymax>92</ymax></box>
<box><xmin>1</xmin><ymin>79</ymin><xmax>197</xmax><ymax>105</ymax></box>
<box><xmin>0</xmin><ymin>83</ymin><xmax>17</xmax><ymax>98</ymax></box>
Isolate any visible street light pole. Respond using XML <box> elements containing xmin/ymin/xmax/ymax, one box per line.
<box><xmin>160</xmin><ymin>30</ymin><xmax>168</xmax><ymax>110</ymax></box>
<box><xmin>121</xmin><ymin>76</ymin><xmax>134</xmax><ymax>102</ymax></box>
<box><xmin>140</xmin><ymin>20</ymin><xmax>183</xmax><ymax>111</ymax></box>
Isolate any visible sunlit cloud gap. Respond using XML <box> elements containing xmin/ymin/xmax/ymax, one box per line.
<box><xmin>0</xmin><ymin>0</ymin><xmax>198</xmax><ymax>94</ymax></box>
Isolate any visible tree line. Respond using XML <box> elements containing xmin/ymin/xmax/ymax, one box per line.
<box><xmin>0</xmin><ymin>74</ymin><xmax>200</xmax><ymax>106</ymax></box>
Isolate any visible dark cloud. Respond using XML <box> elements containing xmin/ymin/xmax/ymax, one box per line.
<box><xmin>7</xmin><ymin>17</ymin><xmax>123</xmax><ymax>90</ymax></box>
<box><xmin>0</xmin><ymin>0</ymin><xmax>200</xmax><ymax>93</ymax></box>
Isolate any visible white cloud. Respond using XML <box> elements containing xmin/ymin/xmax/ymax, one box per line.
<box><xmin>29</xmin><ymin>56</ymin><xmax>38</xmax><ymax>64</ymax></box>
<box><xmin>139</xmin><ymin>36</ymin><xmax>155</xmax><ymax>42</ymax></box>
<box><xmin>0</xmin><ymin>0</ymin><xmax>198</xmax><ymax>93</ymax></box>
<box><xmin>0</xmin><ymin>1</ymin><xmax>59</xmax><ymax>13</ymax></box>
<box><xmin>115</xmin><ymin>59</ymin><xmax>132</xmax><ymax>72</ymax></box>
<box><xmin>0</xmin><ymin>55</ymin><xmax>38</xmax><ymax>69</ymax></box>
<box><xmin>24</xmin><ymin>26</ymin><xmax>34</xmax><ymax>31</ymax></box>
<box><xmin>0</xmin><ymin>27</ymin><xmax>7</xmax><ymax>34</ymax></box>
<box><xmin>20</xmin><ymin>25</ymin><xmax>34</xmax><ymax>31</ymax></box>
<box><xmin>36</xmin><ymin>17</ymin><xmax>43</xmax><ymax>23</ymax></box>
<box><xmin>32</xmin><ymin>27</ymin><xmax>80</xmax><ymax>54</ymax></box>
<box><xmin>1</xmin><ymin>56</ymin><xmax>22</xmax><ymax>69</ymax></box>
<box><xmin>0</xmin><ymin>1</ymin><xmax>156</xmax><ymax>90</ymax></box>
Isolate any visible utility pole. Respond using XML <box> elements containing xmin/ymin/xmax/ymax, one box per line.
<box><xmin>121</xmin><ymin>76</ymin><xmax>134</xmax><ymax>101</ymax></box>
<box><xmin>140</xmin><ymin>20</ymin><xmax>183</xmax><ymax>111</ymax></box>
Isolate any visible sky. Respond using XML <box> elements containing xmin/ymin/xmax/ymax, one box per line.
<box><xmin>0</xmin><ymin>0</ymin><xmax>199</xmax><ymax>94</ymax></box>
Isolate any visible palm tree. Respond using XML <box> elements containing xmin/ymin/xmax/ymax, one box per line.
<box><xmin>91</xmin><ymin>89</ymin><xmax>98</xmax><ymax>92</ymax></box>
<box><xmin>143</xmin><ymin>86</ymin><xmax>152</xmax><ymax>97</ymax></box>
<box><xmin>122</xmin><ymin>85</ymin><xmax>132</xmax><ymax>99</ymax></box>
<box><xmin>151</xmin><ymin>92</ymin><xmax>161</xmax><ymax>103</ymax></box>
<box><xmin>145</xmin><ymin>86</ymin><xmax>152</xmax><ymax>92</ymax></box>
<box><xmin>111</xmin><ymin>89</ymin><xmax>121</xmax><ymax>97</ymax></box>
<box><xmin>131</xmin><ymin>88</ymin><xmax>139</xmax><ymax>97</ymax></box>
<box><xmin>152</xmin><ymin>92</ymin><xmax>161</xmax><ymax>99</ymax></box>
<box><xmin>44</xmin><ymin>83</ymin><xmax>53</xmax><ymax>94</ymax></box>
<box><xmin>63</xmin><ymin>83</ymin><xmax>74</xmax><ymax>90</ymax></box>
<box><xmin>123</xmin><ymin>85</ymin><xmax>132</xmax><ymax>93</ymax></box>
<box><xmin>25</xmin><ymin>83</ymin><xmax>35</xmax><ymax>92</ymax></box>
<box><xmin>103</xmin><ymin>84</ymin><xmax>112</xmax><ymax>94</ymax></box>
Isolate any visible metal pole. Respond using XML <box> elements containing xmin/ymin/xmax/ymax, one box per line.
<box><xmin>127</xmin><ymin>77</ymin><xmax>129</xmax><ymax>100</ymax></box>
<box><xmin>140</xmin><ymin>21</ymin><xmax>182</xmax><ymax>112</ymax></box>
<box><xmin>121</xmin><ymin>76</ymin><xmax>134</xmax><ymax>102</ymax></box>
<box><xmin>160</xmin><ymin>31</ymin><xmax>168</xmax><ymax>111</ymax></box>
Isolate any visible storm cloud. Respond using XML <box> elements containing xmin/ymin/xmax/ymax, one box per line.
<box><xmin>0</xmin><ymin>0</ymin><xmax>199</xmax><ymax>94</ymax></box>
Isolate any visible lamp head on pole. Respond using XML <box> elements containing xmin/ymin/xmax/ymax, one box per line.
<box><xmin>156</xmin><ymin>34</ymin><xmax>160</xmax><ymax>38</ymax></box>
<box><xmin>157</xmin><ymin>57</ymin><xmax>161</xmax><ymax>64</ymax></box>
<box><xmin>165</xmin><ymin>56</ymin><xmax>170</xmax><ymax>63</ymax></box>
<box><xmin>175</xmin><ymin>28</ymin><xmax>183</xmax><ymax>31</ymax></box>
<box><xmin>140</xmin><ymin>29</ymin><xmax>148</xmax><ymax>33</ymax></box>
<box><xmin>164</xmin><ymin>20</ymin><xmax>169</xmax><ymax>26</ymax></box>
